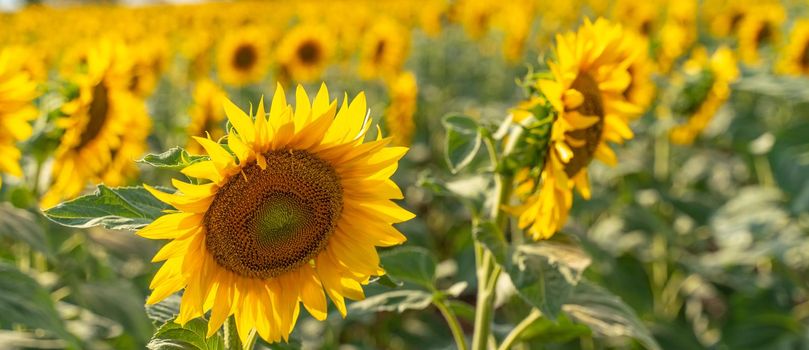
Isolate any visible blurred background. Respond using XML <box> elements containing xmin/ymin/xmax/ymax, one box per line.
<box><xmin>1</xmin><ymin>0</ymin><xmax>809</xmax><ymax>349</ymax></box>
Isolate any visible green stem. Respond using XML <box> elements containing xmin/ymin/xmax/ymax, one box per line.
<box><xmin>472</xmin><ymin>170</ymin><xmax>514</xmax><ymax>350</ymax></box>
<box><xmin>224</xmin><ymin>316</ymin><xmax>242</xmax><ymax>350</ymax></box>
<box><xmin>496</xmin><ymin>309</ymin><xmax>541</xmax><ymax>350</ymax></box>
<box><xmin>434</xmin><ymin>298</ymin><xmax>469</xmax><ymax>350</ymax></box>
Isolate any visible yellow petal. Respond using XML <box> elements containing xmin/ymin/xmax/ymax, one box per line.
<box><xmin>223</xmin><ymin>98</ymin><xmax>255</xmax><ymax>144</ymax></box>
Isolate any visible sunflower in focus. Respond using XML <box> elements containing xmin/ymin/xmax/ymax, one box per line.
<box><xmin>42</xmin><ymin>39</ymin><xmax>149</xmax><ymax>208</ymax></box>
<box><xmin>186</xmin><ymin>80</ymin><xmax>227</xmax><ymax>154</ymax></box>
<box><xmin>0</xmin><ymin>48</ymin><xmax>39</xmax><ymax>189</ymax></box>
<box><xmin>385</xmin><ymin>71</ymin><xmax>418</xmax><ymax>146</ymax></box>
<box><xmin>737</xmin><ymin>3</ymin><xmax>785</xmax><ymax>65</ymax></box>
<box><xmin>669</xmin><ymin>46</ymin><xmax>739</xmax><ymax>145</ymax></box>
<box><xmin>777</xmin><ymin>20</ymin><xmax>809</xmax><ymax>76</ymax></box>
<box><xmin>277</xmin><ymin>23</ymin><xmax>334</xmax><ymax>83</ymax></box>
<box><xmin>515</xmin><ymin>19</ymin><xmax>641</xmax><ymax>240</ymax></box>
<box><xmin>217</xmin><ymin>28</ymin><xmax>269</xmax><ymax>86</ymax></box>
<box><xmin>359</xmin><ymin>18</ymin><xmax>410</xmax><ymax>80</ymax></box>
<box><xmin>139</xmin><ymin>83</ymin><xmax>413</xmax><ymax>343</ymax></box>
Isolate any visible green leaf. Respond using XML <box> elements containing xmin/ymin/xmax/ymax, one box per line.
<box><xmin>138</xmin><ymin>147</ymin><xmax>209</xmax><ymax>170</ymax></box>
<box><xmin>443</xmin><ymin>114</ymin><xmax>482</xmax><ymax>174</ymax></box>
<box><xmin>0</xmin><ymin>263</ymin><xmax>76</xmax><ymax>346</ymax></box>
<box><xmin>380</xmin><ymin>246</ymin><xmax>437</xmax><ymax>290</ymax></box>
<box><xmin>148</xmin><ymin>318</ymin><xmax>224</xmax><ymax>350</ymax></box>
<box><xmin>349</xmin><ymin>290</ymin><xmax>433</xmax><ymax>315</ymax></box>
<box><xmin>43</xmin><ymin>185</ymin><xmax>170</xmax><ymax>231</ymax></box>
<box><xmin>146</xmin><ymin>294</ymin><xmax>181</xmax><ymax>325</ymax></box>
<box><xmin>474</xmin><ymin>222</ymin><xmax>589</xmax><ymax>319</ymax></box>
<box><xmin>369</xmin><ymin>274</ymin><xmax>403</xmax><ymax>288</ymax></box>
<box><xmin>0</xmin><ymin>203</ymin><xmax>52</xmax><ymax>257</ymax></box>
<box><xmin>563</xmin><ymin>282</ymin><xmax>661</xmax><ymax>350</ymax></box>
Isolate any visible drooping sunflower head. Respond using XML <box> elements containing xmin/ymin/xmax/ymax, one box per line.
<box><xmin>276</xmin><ymin>23</ymin><xmax>334</xmax><ymax>83</ymax></box>
<box><xmin>359</xmin><ymin>17</ymin><xmax>410</xmax><ymax>80</ymax></box>
<box><xmin>516</xmin><ymin>18</ymin><xmax>641</xmax><ymax>240</ymax></box>
<box><xmin>186</xmin><ymin>79</ymin><xmax>227</xmax><ymax>154</ymax></box>
<box><xmin>0</xmin><ymin>47</ymin><xmax>39</xmax><ymax>190</ymax></box>
<box><xmin>669</xmin><ymin>46</ymin><xmax>739</xmax><ymax>145</ymax></box>
<box><xmin>42</xmin><ymin>38</ymin><xmax>148</xmax><ymax>208</ymax></box>
<box><xmin>139</xmin><ymin>83</ymin><xmax>413</xmax><ymax>344</ymax></box>
<box><xmin>217</xmin><ymin>28</ymin><xmax>269</xmax><ymax>86</ymax></box>
<box><xmin>778</xmin><ymin>20</ymin><xmax>809</xmax><ymax>76</ymax></box>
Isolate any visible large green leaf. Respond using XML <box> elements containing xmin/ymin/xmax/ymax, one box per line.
<box><xmin>474</xmin><ymin>222</ymin><xmax>590</xmax><ymax>319</ymax></box>
<box><xmin>349</xmin><ymin>290</ymin><xmax>434</xmax><ymax>315</ymax></box>
<box><xmin>0</xmin><ymin>203</ymin><xmax>52</xmax><ymax>257</ymax></box>
<box><xmin>0</xmin><ymin>263</ymin><xmax>77</xmax><ymax>347</ymax></box>
<box><xmin>380</xmin><ymin>246</ymin><xmax>437</xmax><ymax>290</ymax></box>
<box><xmin>147</xmin><ymin>319</ymin><xmax>224</xmax><ymax>350</ymax></box>
<box><xmin>146</xmin><ymin>294</ymin><xmax>181</xmax><ymax>325</ymax></box>
<box><xmin>138</xmin><ymin>147</ymin><xmax>209</xmax><ymax>170</ymax></box>
<box><xmin>42</xmin><ymin>185</ymin><xmax>170</xmax><ymax>231</ymax></box>
<box><xmin>563</xmin><ymin>282</ymin><xmax>661</xmax><ymax>350</ymax></box>
<box><xmin>443</xmin><ymin>114</ymin><xmax>482</xmax><ymax>174</ymax></box>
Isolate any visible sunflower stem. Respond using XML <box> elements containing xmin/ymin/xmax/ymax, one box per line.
<box><xmin>472</xmin><ymin>170</ymin><xmax>513</xmax><ymax>350</ymax></box>
<box><xmin>224</xmin><ymin>316</ymin><xmax>242</xmax><ymax>350</ymax></box>
<box><xmin>434</xmin><ymin>297</ymin><xmax>468</xmax><ymax>350</ymax></box>
<box><xmin>496</xmin><ymin>309</ymin><xmax>541</xmax><ymax>350</ymax></box>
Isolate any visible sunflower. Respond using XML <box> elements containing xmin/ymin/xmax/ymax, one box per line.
<box><xmin>359</xmin><ymin>17</ymin><xmax>410</xmax><ymax>80</ymax></box>
<box><xmin>669</xmin><ymin>46</ymin><xmax>739</xmax><ymax>145</ymax></box>
<box><xmin>612</xmin><ymin>0</ymin><xmax>658</xmax><ymax>38</ymax></box>
<box><xmin>128</xmin><ymin>38</ymin><xmax>169</xmax><ymax>98</ymax></box>
<box><xmin>656</xmin><ymin>0</ymin><xmax>698</xmax><ymax>73</ymax></box>
<box><xmin>454</xmin><ymin>0</ymin><xmax>498</xmax><ymax>40</ymax></box>
<box><xmin>217</xmin><ymin>28</ymin><xmax>269</xmax><ymax>86</ymax></box>
<box><xmin>276</xmin><ymin>23</ymin><xmax>334</xmax><ymax>83</ymax></box>
<box><xmin>737</xmin><ymin>3</ymin><xmax>785</xmax><ymax>65</ymax></box>
<box><xmin>621</xmin><ymin>33</ymin><xmax>656</xmax><ymax>112</ymax></box>
<box><xmin>186</xmin><ymin>79</ymin><xmax>227</xmax><ymax>154</ymax></box>
<box><xmin>515</xmin><ymin>18</ymin><xmax>641</xmax><ymax>240</ymax></box>
<box><xmin>139</xmin><ymin>83</ymin><xmax>413</xmax><ymax>343</ymax></box>
<box><xmin>385</xmin><ymin>71</ymin><xmax>418</xmax><ymax>146</ymax></box>
<box><xmin>777</xmin><ymin>20</ymin><xmax>809</xmax><ymax>76</ymax></box>
<box><xmin>0</xmin><ymin>48</ymin><xmax>39</xmax><ymax>189</ymax></box>
<box><xmin>41</xmin><ymin>39</ymin><xmax>148</xmax><ymax>208</ymax></box>
<box><xmin>418</xmin><ymin>0</ymin><xmax>447</xmax><ymax>38</ymax></box>
<box><xmin>707</xmin><ymin>0</ymin><xmax>752</xmax><ymax>38</ymax></box>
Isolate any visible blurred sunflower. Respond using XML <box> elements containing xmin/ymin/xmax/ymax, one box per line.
<box><xmin>669</xmin><ymin>46</ymin><xmax>739</xmax><ymax>145</ymax></box>
<box><xmin>128</xmin><ymin>38</ymin><xmax>169</xmax><ymax>98</ymax></box>
<box><xmin>613</xmin><ymin>0</ymin><xmax>658</xmax><ymax>37</ymax></box>
<box><xmin>186</xmin><ymin>79</ymin><xmax>227</xmax><ymax>154</ymax></box>
<box><xmin>737</xmin><ymin>3</ymin><xmax>785</xmax><ymax>64</ymax></box>
<box><xmin>515</xmin><ymin>18</ymin><xmax>641</xmax><ymax>240</ymax></box>
<box><xmin>385</xmin><ymin>71</ymin><xmax>418</xmax><ymax>146</ymax></box>
<box><xmin>139</xmin><ymin>83</ymin><xmax>412</xmax><ymax>343</ymax></box>
<box><xmin>707</xmin><ymin>0</ymin><xmax>751</xmax><ymax>38</ymax></box>
<box><xmin>496</xmin><ymin>0</ymin><xmax>534</xmax><ymax>63</ymax></box>
<box><xmin>359</xmin><ymin>18</ymin><xmax>410</xmax><ymax>80</ymax></box>
<box><xmin>418</xmin><ymin>0</ymin><xmax>447</xmax><ymax>37</ymax></box>
<box><xmin>217</xmin><ymin>28</ymin><xmax>269</xmax><ymax>86</ymax></box>
<box><xmin>455</xmin><ymin>0</ymin><xmax>497</xmax><ymax>40</ymax></box>
<box><xmin>42</xmin><ymin>39</ymin><xmax>148</xmax><ymax>208</ymax></box>
<box><xmin>0</xmin><ymin>48</ymin><xmax>39</xmax><ymax>189</ymax></box>
<box><xmin>621</xmin><ymin>33</ymin><xmax>656</xmax><ymax>112</ymax></box>
<box><xmin>656</xmin><ymin>0</ymin><xmax>698</xmax><ymax>73</ymax></box>
<box><xmin>276</xmin><ymin>23</ymin><xmax>334</xmax><ymax>83</ymax></box>
<box><xmin>777</xmin><ymin>20</ymin><xmax>809</xmax><ymax>76</ymax></box>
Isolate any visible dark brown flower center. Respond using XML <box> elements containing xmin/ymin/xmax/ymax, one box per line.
<box><xmin>755</xmin><ymin>23</ymin><xmax>772</xmax><ymax>47</ymax></box>
<box><xmin>800</xmin><ymin>42</ymin><xmax>809</xmax><ymax>69</ymax></box>
<box><xmin>203</xmin><ymin>150</ymin><xmax>343</xmax><ymax>279</ymax></box>
<box><xmin>232</xmin><ymin>44</ymin><xmax>258</xmax><ymax>71</ymax></box>
<box><xmin>373</xmin><ymin>40</ymin><xmax>387</xmax><ymax>63</ymax></box>
<box><xmin>76</xmin><ymin>82</ymin><xmax>110</xmax><ymax>150</ymax></box>
<box><xmin>297</xmin><ymin>40</ymin><xmax>322</xmax><ymax>65</ymax></box>
<box><xmin>563</xmin><ymin>73</ymin><xmax>605</xmax><ymax>177</ymax></box>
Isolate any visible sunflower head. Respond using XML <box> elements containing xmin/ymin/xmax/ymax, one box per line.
<box><xmin>277</xmin><ymin>24</ymin><xmax>334</xmax><ymax>82</ymax></box>
<box><xmin>737</xmin><ymin>4</ymin><xmax>785</xmax><ymax>64</ymax></box>
<box><xmin>515</xmin><ymin>18</ymin><xmax>642</xmax><ymax>240</ymax></box>
<box><xmin>217</xmin><ymin>28</ymin><xmax>269</xmax><ymax>86</ymax></box>
<box><xmin>0</xmin><ymin>47</ymin><xmax>39</xmax><ymax>190</ymax></box>
<box><xmin>385</xmin><ymin>71</ymin><xmax>418</xmax><ymax>146</ymax></box>
<box><xmin>359</xmin><ymin>17</ymin><xmax>410</xmax><ymax>80</ymax></box>
<box><xmin>42</xmin><ymin>38</ymin><xmax>148</xmax><ymax>208</ymax></box>
<box><xmin>139</xmin><ymin>83</ymin><xmax>413</xmax><ymax>344</ymax></box>
<box><xmin>778</xmin><ymin>20</ymin><xmax>809</xmax><ymax>76</ymax></box>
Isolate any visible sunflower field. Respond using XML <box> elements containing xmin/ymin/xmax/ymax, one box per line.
<box><xmin>1</xmin><ymin>0</ymin><xmax>808</xmax><ymax>349</ymax></box>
